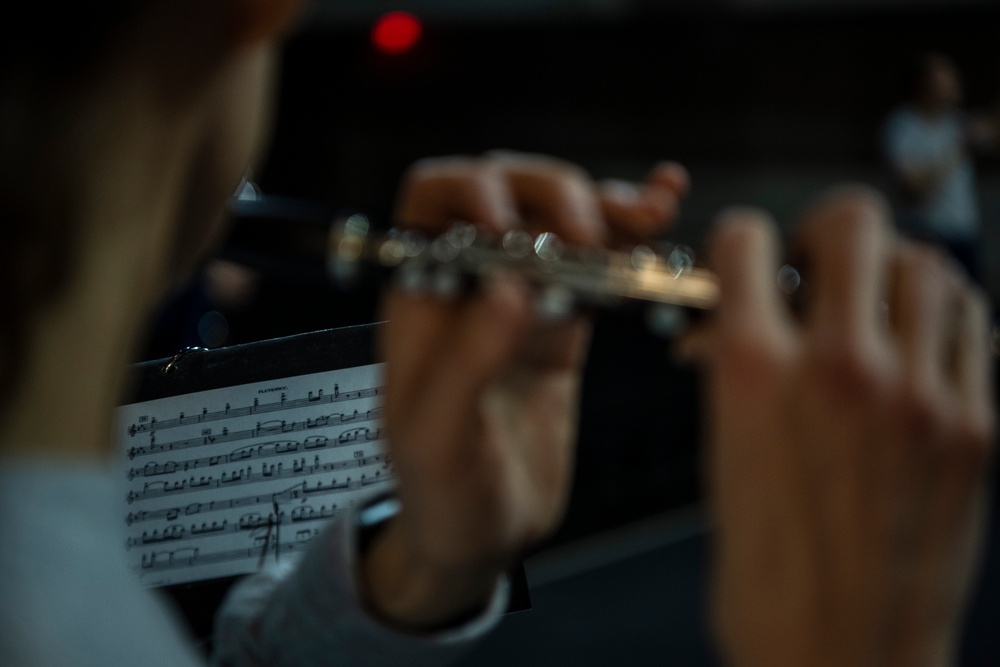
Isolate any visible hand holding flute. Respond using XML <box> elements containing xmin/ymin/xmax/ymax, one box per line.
<box><xmin>368</xmin><ymin>151</ymin><xmax>995</xmax><ymax>667</ymax></box>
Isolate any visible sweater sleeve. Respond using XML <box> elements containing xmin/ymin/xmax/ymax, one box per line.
<box><xmin>210</xmin><ymin>501</ymin><xmax>508</xmax><ymax>667</ymax></box>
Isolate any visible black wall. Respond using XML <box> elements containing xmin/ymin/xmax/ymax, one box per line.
<box><xmin>260</xmin><ymin>4</ymin><xmax>1000</xmax><ymax>229</ymax></box>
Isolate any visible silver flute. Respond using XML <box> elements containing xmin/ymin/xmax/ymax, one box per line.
<box><xmin>326</xmin><ymin>214</ymin><xmax>757</xmax><ymax>336</ymax></box>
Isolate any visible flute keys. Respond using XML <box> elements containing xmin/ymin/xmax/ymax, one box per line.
<box><xmin>666</xmin><ymin>245</ymin><xmax>695</xmax><ymax>277</ymax></box>
<box><xmin>502</xmin><ymin>229</ymin><xmax>534</xmax><ymax>259</ymax></box>
<box><xmin>381</xmin><ymin>228</ymin><xmax>426</xmax><ymax>265</ymax></box>
<box><xmin>327</xmin><ymin>214</ymin><xmax>371</xmax><ymax>286</ymax></box>
<box><xmin>430</xmin><ymin>234</ymin><xmax>461</xmax><ymax>263</ymax></box>
<box><xmin>777</xmin><ymin>264</ymin><xmax>801</xmax><ymax>295</ymax></box>
<box><xmin>630</xmin><ymin>245</ymin><xmax>657</xmax><ymax>271</ymax></box>
<box><xmin>377</xmin><ymin>238</ymin><xmax>407</xmax><ymax>267</ymax></box>
<box><xmin>444</xmin><ymin>222</ymin><xmax>477</xmax><ymax>249</ymax></box>
<box><xmin>534</xmin><ymin>232</ymin><xmax>565</xmax><ymax>262</ymax></box>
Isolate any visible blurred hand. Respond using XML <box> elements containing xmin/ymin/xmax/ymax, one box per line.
<box><xmin>684</xmin><ymin>188</ymin><xmax>996</xmax><ymax>667</ymax></box>
<box><xmin>360</xmin><ymin>151</ymin><xmax>689</xmax><ymax>630</ymax></box>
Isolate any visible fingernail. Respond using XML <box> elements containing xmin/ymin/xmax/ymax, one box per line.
<box><xmin>602</xmin><ymin>179</ymin><xmax>642</xmax><ymax>204</ymax></box>
<box><xmin>712</xmin><ymin>206</ymin><xmax>776</xmax><ymax>231</ymax></box>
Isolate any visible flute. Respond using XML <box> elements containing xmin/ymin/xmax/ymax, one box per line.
<box><xmin>325</xmin><ymin>214</ymin><xmax>801</xmax><ymax>337</ymax></box>
<box><xmin>222</xmin><ymin>198</ymin><xmax>997</xmax><ymax>349</ymax></box>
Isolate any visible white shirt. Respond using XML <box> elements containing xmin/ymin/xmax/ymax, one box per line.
<box><xmin>881</xmin><ymin>105</ymin><xmax>980</xmax><ymax>239</ymax></box>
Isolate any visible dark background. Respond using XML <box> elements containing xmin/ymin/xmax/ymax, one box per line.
<box><xmin>153</xmin><ymin>2</ymin><xmax>1000</xmax><ymax>663</ymax></box>
<box><xmin>263</xmin><ymin>3</ymin><xmax>1000</xmax><ymax>249</ymax></box>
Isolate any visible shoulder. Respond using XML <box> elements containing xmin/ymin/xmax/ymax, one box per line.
<box><xmin>0</xmin><ymin>462</ymin><xmax>204</xmax><ymax>667</ymax></box>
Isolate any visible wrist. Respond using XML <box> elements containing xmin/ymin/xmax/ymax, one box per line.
<box><xmin>357</xmin><ymin>507</ymin><xmax>503</xmax><ymax>633</ymax></box>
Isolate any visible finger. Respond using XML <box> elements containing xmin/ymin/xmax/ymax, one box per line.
<box><xmin>597</xmin><ymin>161</ymin><xmax>690</xmax><ymax>239</ymax></box>
<box><xmin>378</xmin><ymin>289</ymin><xmax>460</xmax><ymax>413</ymax></box>
<box><xmin>483</xmin><ymin>151</ymin><xmax>605</xmax><ymax>246</ymax></box>
<box><xmin>707</xmin><ymin>207</ymin><xmax>793</xmax><ymax>342</ymax></box>
<box><xmin>953</xmin><ymin>283</ymin><xmax>994</xmax><ymax>412</ymax></box>
<box><xmin>683</xmin><ymin>208</ymin><xmax>793</xmax><ymax>365</ymax></box>
<box><xmin>793</xmin><ymin>186</ymin><xmax>895</xmax><ymax>346</ymax></box>
<box><xmin>394</xmin><ymin>156</ymin><xmax>519</xmax><ymax>234</ymax></box>
<box><xmin>516</xmin><ymin>316</ymin><xmax>591</xmax><ymax>373</ymax></box>
<box><xmin>598</xmin><ymin>178</ymin><xmax>680</xmax><ymax>239</ymax></box>
<box><xmin>889</xmin><ymin>240</ymin><xmax>952</xmax><ymax>389</ymax></box>
<box><xmin>646</xmin><ymin>160</ymin><xmax>691</xmax><ymax>199</ymax></box>
<box><xmin>379</xmin><ymin>273</ymin><xmax>533</xmax><ymax>420</ymax></box>
<box><xmin>385</xmin><ymin>274</ymin><xmax>535</xmax><ymax>452</ymax></box>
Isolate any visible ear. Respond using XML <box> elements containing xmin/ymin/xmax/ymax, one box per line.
<box><xmin>227</xmin><ymin>0</ymin><xmax>305</xmax><ymax>51</ymax></box>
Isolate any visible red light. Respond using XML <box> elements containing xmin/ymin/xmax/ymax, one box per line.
<box><xmin>372</xmin><ymin>11</ymin><xmax>423</xmax><ymax>55</ymax></box>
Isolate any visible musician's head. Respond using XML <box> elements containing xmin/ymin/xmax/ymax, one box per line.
<box><xmin>0</xmin><ymin>0</ymin><xmax>302</xmax><ymax>413</ymax></box>
<box><xmin>907</xmin><ymin>51</ymin><xmax>963</xmax><ymax>112</ymax></box>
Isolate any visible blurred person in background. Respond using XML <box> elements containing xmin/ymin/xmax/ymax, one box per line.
<box><xmin>881</xmin><ymin>51</ymin><xmax>1000</xmax><ymax>286</ymax></box>
<box><xmin>0</xmin><ymin>2</ymin><xmax>994</xmax><ymax>667</ymax></box>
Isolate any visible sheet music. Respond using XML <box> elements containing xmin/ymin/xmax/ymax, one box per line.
<box><xmin>116</xmin><ymin>363</ymin><xmax>390</xmax><ymax>587</ymax></box>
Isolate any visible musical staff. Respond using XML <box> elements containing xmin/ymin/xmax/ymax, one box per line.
<box><xmin>125</xmin><ymin>504</ymin><xmax>347</xmax><ymax>549</ymax></box>
<box><xmin>126</xmin><ymin>427</ymin><xmax>382</xmax><ymax>479</ymax></box>
<box><xmin>117</xmin><ymin>363</ymin><xmax>390</xmax><ymax>586</ymax></box>
<box><xmin>126</xmin><ymin>453</ymin><xmax>389</xmax><ymax>502</ymax></box>
<box><xmin>126</xmin><ymin>385</ymin><xmax>382</xmax><ymax>437</ymax></box>
<box><xmin>139</xmin><ymin>532</ymin><xmax>322</xmax><ymax>573</ymax></box>
<box><xmin>126</xmin><ymin>409</ymin><xmax>381</xmax><ymax>459</ymax></box>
